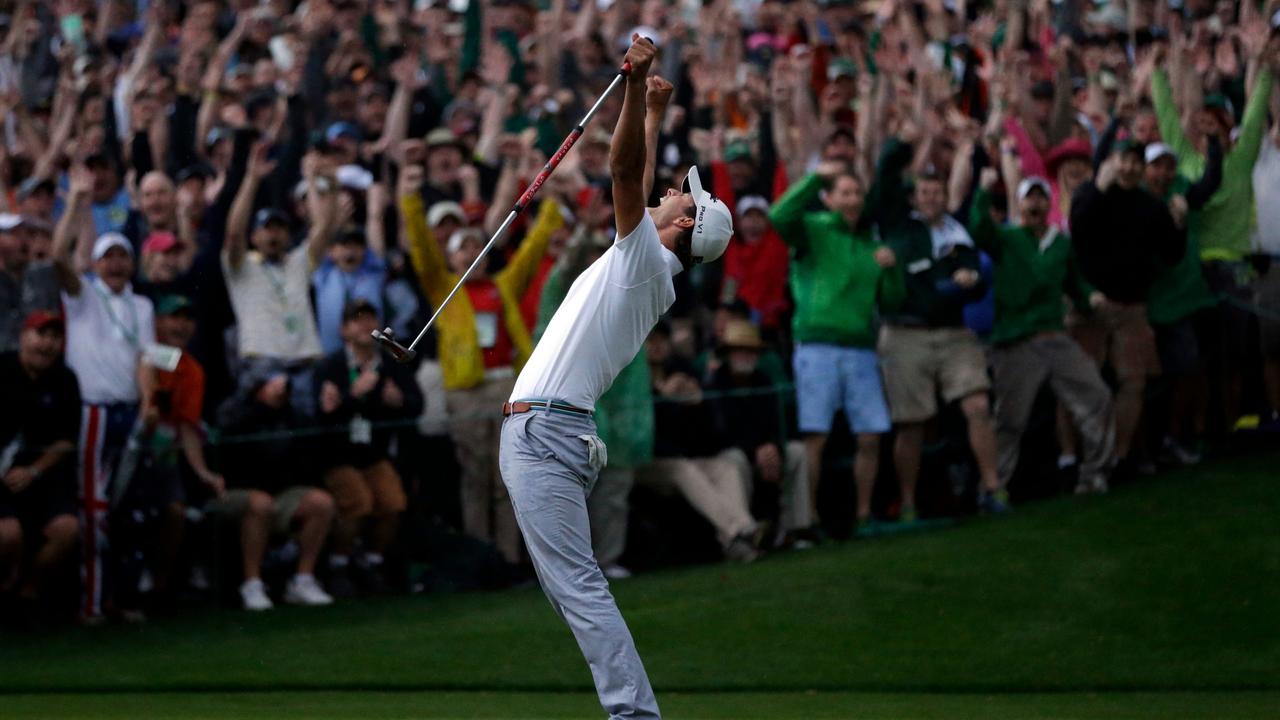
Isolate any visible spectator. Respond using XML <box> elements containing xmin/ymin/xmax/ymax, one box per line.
<box><xmin>639</xmin><ymin>324</ymin><xmax>761</xmax><ymax>563</ymax></box>
<box><xmin>868</xmin><ymin>131</ymin><xmax>1003</xmax><ymax>514</ymax></box>
<box><xmin>720</xmin><ymin>195</ymin><xmax>789</xmax><ymax>330</ymax></box>
<box><xmin>52</xmin><ymin>225</ymin><xmax>155</xmax><ymax>621</ymax></box>
<box><xmin>969</xmin><ymin>169</ymin><xmax>1115</xmax><ymax>495</ymax></box>
<box><xmin>15</xmin><ymin>179</ymin><xmax>57</xmax><ymax>228</ymax></box>
<box><xmin>1144</xmin><ymin>137</ymin><xmax>1224</xmax><ymax>464</ymax></box>
<box><xmin>312</xmin><ymin>224</ymin><xmax>388</xmax><ymax>356</ymax></box>
<box><xmin>86</xmin><ymin>153</ymin><xmax>132</xmax><ymax>238</ymax></box>
<box><xmin>769</xmin><ymin>160</ymin><xmax>904</xmax><ymax>534</ymax></box>
<box><xmin>1254</xmin><ymin>111</ymin><xmax>1280</xmax><ymax>426</ymax></box>
<box><xmin>315</xmin><ymin>300</ymin><xmax>423</xmax><ymax>595</ymax></box>
<box><xmin>222</xmin><ymin>144</ymin><xmax>335</xmax><ymax>419</ymax></box>
<box><xmin>707</xmin><ymin>320</ymin><xmax>811</xmax><ymax>546</ymax></box>
<box><xmin>1070</xmin><ymin>139</ymin><xmax>1186</xmax><ymax>475</ymax></box>
<box><xmin>122</xmin><ymin>172</ymin><xmax>180</xmax><ymax>252</ymax></box>
<box><xmin>1</xmin><ymin>214</ymin><xmax>60</xmax><ymax>352</ymax></box>
<box><xmin>399</xmin><ymin>163</ymin><xmax>563</xmax><ymax>565</ymax></box>
<box><xmin>1150</xmin><ymin>39</ymin><xmax>1276</xmax><ymax>432</ymax></box>
<box><xmin>144</xmin><ymin>295</ymin><xmax>224</xmax><ymax>603</ymax></box>
<box><xmin>0</xmin><ymin>312</ymin><xmax>81</xmax><ymax>619</ymax></box>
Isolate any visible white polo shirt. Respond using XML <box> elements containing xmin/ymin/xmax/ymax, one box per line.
<box><xmin>222</xmin><ymin>245</ymin><xmax>323</xmax><ymax>361</ymax></box>
<box><xmin>511</xmin><ymin>213</ymin><xmax>681</xmax><ymax>411</ymax></box>
<box><xmin>1253</xmin><ymin>139</ymin><xmax>1280</xmax><ymax>255</ymax></box>
<box><xmin>63</xmin><ymin>276</ymin><xmax>155</xmax><ymax>405</ymax></box>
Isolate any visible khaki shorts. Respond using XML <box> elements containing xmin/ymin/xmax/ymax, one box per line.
<box><xmin>878</xmin><ymin>325</ymin><xmax>991</xmax><ymax>423</ymax></box>
<box><xmin>1068</xmin><ymin>302</ymin><xmax>1160</xmax><ymax>380</ymax></box>
<box><xmin>323</xmin><ymin>460</ymin><xmax>407</xmax><ymax>521</ymax></box>
<box><xmin>207</xmin><ymin>486</ymin><xmax>315</xmax><ymax>535</ymax></box>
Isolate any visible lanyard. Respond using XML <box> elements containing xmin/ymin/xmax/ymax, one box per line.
<box><xmin>90</xmin><ymin>276</ymin><xmax>140</xmax><ymax>349</ymax></box>
<box><xmin>262</xmin><ymin>261</ymin><xmax>290</xmax><ymax>308</ymax></box>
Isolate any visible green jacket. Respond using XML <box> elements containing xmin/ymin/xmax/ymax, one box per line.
<box><xmin>1151</xmin><ymin>68</ymin><xmax>1273</xmax><ymax>261</ymax></box>
<box><xmin>1147</xmin><ymin>177</ymin><xmax>1218</xmax><ymax>326</ymax></box>
<box><xmin>968</xmin><ymin>190</ymin><xmax>1091</xmax><ymax>346</ymax></box>
<box><xmin>867</xmin><ymin>140</ymin><xmax>986</xmax><ymax>328</ymax></box>
<box><xmin>768</xmin><ymin>172</ymin><xmax>906</xmax><ymax>348</ymax></box>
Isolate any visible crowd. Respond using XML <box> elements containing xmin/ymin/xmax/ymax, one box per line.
<box><xmin>2</xmin><ymin>0</ymin><xmax>1279</xmax><ymax>625</ymax></box>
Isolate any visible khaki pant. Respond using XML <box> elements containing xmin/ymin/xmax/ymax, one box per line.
<box><xmin>637</xmin><ymin>452</ymin><xmax>757</xmax><ymax>548</ymax></box>
<box><xmin>323</xmin><ymin>460</ymin><xmax>407</xmax><ymax>522</ymax></box>
<box><xmin>719</xmin><ymin>441</ymin><xmax>812</xmax><ymax>533</ymax></box>
<box><xmin>992</xmin><ymin>333</ymin><xmax>1115</xmax><ymax>487</ymax></box>
<box><xmin>446</xmin><ymin>376</ymin><xmax>520</xmax><ymax>564</ymax></box>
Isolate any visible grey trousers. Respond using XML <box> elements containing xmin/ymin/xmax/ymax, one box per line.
<box><xmin>992</xmin><ymin>332</ymin><xmax>1116</xmax><ymax>487</ymax></box>
<box><xmin>499</xmin><ymin>409</ymin><xmax>660</xmax><ymax>720</ymax></box>
<box><xmin>588</xmin><ymin>466</ymin><xmax>634</xmax><ymax>569</ymax></box>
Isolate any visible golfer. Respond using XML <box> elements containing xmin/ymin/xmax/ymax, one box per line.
<box><xmin>498</xmin><ymin>35</ymin><xmax>733</xmax><ymax>719</ymax></box>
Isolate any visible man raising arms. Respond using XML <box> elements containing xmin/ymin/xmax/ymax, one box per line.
<box><xmin>497</xmin><ymin>36</ymin><xmax>734</xmax><ymax>720</ymax></box>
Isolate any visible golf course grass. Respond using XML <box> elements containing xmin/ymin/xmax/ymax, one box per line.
<box><xmin>2</xmin><ymin>450</ymin><xmax>1277</xmax><ymax>718</ymax></box>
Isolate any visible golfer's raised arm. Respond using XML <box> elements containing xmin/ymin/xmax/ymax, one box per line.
<box><xmin>610</xmin><ymin>35</ymin><xmax>657</xmax><ymax>238</ymax></box>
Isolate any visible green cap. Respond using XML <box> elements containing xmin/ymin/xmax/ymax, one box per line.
<box><xmin>156</xmin><ymin>294</ymin><xmax>193</xmax><ymax>317</ymax></box>
<box><xmin>827</xmin><ymin>57</ymin><xmax>858</xmax><ymax>81</ymax></box>
<box><xmin>1112</xmin><ymin>138</ymin><xmax>1142</xmax><ymax>157</ymax></box>
<box><xmin>724</xmin><ymin>141</ymin><xmax>755</xmax><ymax>164</ymax></box>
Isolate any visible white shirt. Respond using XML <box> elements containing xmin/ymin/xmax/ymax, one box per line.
<box><xmin>511</xmin><ymin>213</ymin><xmax>681</xmax><ymax>411</ymax></box>
<box><xmin>1252</xmin><ymin>138</ymin><xmax>1280</xmax><ymax>255</ymax></box>
<box><xmin>913</xmin><ymin>211</ymin><xmax>975</xmax><ymax>259</ymax></box>
<box><xmin>222</xmin><ymin>245</ymin><xmax>323</xmax><ymax>361</ymax></box>
<box><xmin>63</xmin><ymin>276</ymin><xmax>155</xmax><ymax>405</ymax></box>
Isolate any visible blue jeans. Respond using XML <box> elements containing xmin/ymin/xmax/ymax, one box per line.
<box><xmin>499</xmin><ymin>407</ymin><xmax>660</xmax><ymax>720</ymax></box>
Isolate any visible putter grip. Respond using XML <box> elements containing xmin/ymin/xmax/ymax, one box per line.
<box><xmin>620</xmin><ymin>61</ymin><xmax>633</xmax><ymax>76</ymax></box>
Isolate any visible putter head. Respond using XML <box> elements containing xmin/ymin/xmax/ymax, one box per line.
<box><xmin>371</xmin><ymin>327</ymin><xmax>417</xmax><ymax>363</ymax></box>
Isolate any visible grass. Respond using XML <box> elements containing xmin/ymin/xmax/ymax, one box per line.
<box><xmin>2</xmin><ymin>451</ymin><xmax>1277</xmax><ymax>718</ymax></box>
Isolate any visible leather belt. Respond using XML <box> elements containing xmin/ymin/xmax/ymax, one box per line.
<box><xmin>502</xmin><ymin>399</ymin><xmax>593</xmax><ymax>417</ymax></box>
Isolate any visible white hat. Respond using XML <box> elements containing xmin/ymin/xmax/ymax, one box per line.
<box><xmin>1016</xmin><ymin>176</ymin><xmax>1052</xmax><ymax>201</ymax></box>
<box><xmin>0</xmin><ymin>213</ymin><xmax>22</xmax><ymax>231</ymax></box>
<box><xmin>446</xmin><ymin>228</ymin><xmax>483</xmax><ymax>255</ymax></box>
<box><xmin>1144</xmin><ymin>143</ymin><xmax>1176</xmax><ymax>165</ymax></box>
<box><xmin>428</xmin><ymin>201</ymin><xmax>467</xmax><ymax>227</ymax></box>
<box><xmin>681</xmin><ymin>166</ymin><xmax>734</xmax><ymax>265</ymax></box>
<box><xmin>336</xmin><ymin>164</ymin><xmax>374</xmax><ymax>191</ymax></box>
<box><xmin>736</xmin><ymin>195</ymin><xmax>770</xmax><ymax>216</ymax></box>
<box><xmin>92</xmin><ymin>232</ymin><xmax>134</xmax><ymax>261</ymax></box>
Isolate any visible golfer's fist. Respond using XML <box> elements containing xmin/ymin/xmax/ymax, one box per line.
<box><xmin>646</xmin><ymin>76</ymin><xmax>673</xmax><ymax>111</ymax></box>
<box><xmin>625</xmin><ymin>34</ymin><xmax>657</xmax><ymax>80</ymax></box>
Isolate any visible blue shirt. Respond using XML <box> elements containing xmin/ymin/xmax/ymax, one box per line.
<box><xmin>312</xmin><ymin>251</ymin><xmax>387</xmax><ymax>354</ymax></box>
<box><xmin>92</xmin><ymin>189</ymin><xmax>134</xmax><ymax>237</ymax></box>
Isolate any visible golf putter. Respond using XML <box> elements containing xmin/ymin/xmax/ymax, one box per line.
<box><xmin>374</xmin><ymin>58</ymin><xmax>637</xmax><ymax>363</ymax></box>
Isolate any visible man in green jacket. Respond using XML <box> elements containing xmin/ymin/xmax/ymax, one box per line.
<box><xmin>867</xmin><ymin>133</ymin><xmax>1005</xmax><ymax>515</ymax></box>
<box><xmin>769</xmin><ymin>161</ymin><xmax>905</xmax><ymax>534</ymax></box>
<box><xmin>970</xmin><ymin>169</ymin><xmax>1115</xmax><ymax>495</ymax></box>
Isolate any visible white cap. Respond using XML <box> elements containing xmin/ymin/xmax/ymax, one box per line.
<box><xmin>1016</xmin><ymin>176</ymin><xmax>1052</xmax><ymax>201</ymax></box>
<box><xmin>682</xmin><ymin>166</ymin><xmax>734</xmax><ymax>265</ymax></box>
<box><xmin>1144</xmin><ymin>142</ymin><xmax>1176</xmax><ymax>165</ymax></box>
<box><xmin>92</xmin><ymin>232</ymin><xmax>134</xmax><ymax>261</ymax></box>
<box><xmin>336</xmin><ymin>164</ymin><xmax>374</xmax><ymax>191</ymax></box>
<box><xmin>736</xmin><ymin>195</ymin><xmax>770</xmax><ymax>216</ymax></box>
<box><xmin>428</xmin><ymin>201</ymin><xmax>467</xmax><ymax>228</ymax></box>
<box><xmin>0</xmin><ymin>213</ymin><xmax>22</xmax><ymax>231</ymax></box>
<box><xmin>446</xmin><ymin>228</ymin><xmax>483</xmax><ymax>255</ymax></box>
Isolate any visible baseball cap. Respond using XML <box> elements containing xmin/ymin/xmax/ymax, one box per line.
<box><xmin>827</xmin><ymin>57</ymin><xmax>857</xmax><ymax>81</ymax></box>
<box><xmin>425</xmin><ymin>127</ymin><xmax>462</xmax><ymax>149</ymax></box>
<box><xmin>1144</xmin><ymin>142</ymin><xmax>1177</xmax><ymax>165</ymax></box>
<box><xmin>1112</xmin><ymin>138</ymin><xmax>1142</xmax><ymax>158</ymax></box>
<box><xmin>142</xmin><ymin>231</ymin><xmax>179</xmax><ymax>255</ymax></box>
<box><xmin>428</xmin><ymin>201</ymin><xmax>467</xmax><ymax>227</ymax></box>
<box><xmin>1016</xmin><ymin>176</ymin><xmax>1052</xmax><ymax>201</ymax></box>
<box><xmin>175</xmin><ymin>163</ymin><xmax>215</xmax><ymax>183</ymax></box>
<box><xmin>680</xmin><ymin>166</ymin><xmax>734</xmax><ymax>265</ymax></box>
<box><xmin>1272</xmin><ymin>8</ymin><xmax>1280</xmax><ymax>32</ymax></box>
<box><xmin>205</xmin><ymin>126</ymin><xmax>233</xmax><ymax>149</ymax></box>
<box><xmin>156</xmin><ymin>294</ymin><xmax>193</xmax><ymax>317</ymax></box>
<box><xmin>342</xmin><ymin>298</ymin><xmax>379</xmax><ymax>322</ymax></box>
<box><xmin>336</xmin><ymin>164</ymin><xmax>374</xmax><ymax>190</ymax></box>
<box><xmin>719</xmin><ymin>319</ymin><xmax>765</xmax><ymax>351</ymax></box>
<box><xmin>335</xmin><ymin>226</ymin><xmax>367</xmax><ymax>245</ymax></box>
<box><xmin>736</xmin><ymin>195</ymin><xmax>770</xmax><ymax>216</ymax></box>
<box><xmin>724</xmin><ymin>141</ymin><xmax>755</xmax><ymax>164</ymax></box>
<box><xmin>253</xmin><ymin>208</ymin><xmax>291</xmax><ymax>230</ymax></box>
<box><xmin>92</xmin><ymin>232</ymin><xmax>134</xmax><ymax>261</ymax></box>
<box><xmin>0</xmin><ymin>213</ymin><xmax>23</xmax><ymax>231</ymax></box>
<box><xmin>326</xmin><ymin>121</ymin><xmax>363</xmax><ymax>144</ymax></box>
<box><xmin>22</xmin><ymin>309</ymin><xmax>64</xmax><ymax>333</ymax></box>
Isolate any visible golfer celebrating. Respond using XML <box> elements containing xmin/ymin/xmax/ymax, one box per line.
<box><xmin>498</xmin><ymin>35</ymin><xmax>733</xmax><ymax>719</ymax></box>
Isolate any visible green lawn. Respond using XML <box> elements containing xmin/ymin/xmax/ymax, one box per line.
<box><xmin>2</xmin><ymin>452</ymin><xmax>1278</xmax><ymax>718</ymax></box>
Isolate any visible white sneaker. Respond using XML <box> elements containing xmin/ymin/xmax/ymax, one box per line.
<box><xmin>240</xmin><ymin>578</ymin><xmax>274</xmax><ymax>612</ymax></box>
<box><xmin>285</xmin><ymin>574</ymin><xmax>334</xmax><ymax>606</ymax></box>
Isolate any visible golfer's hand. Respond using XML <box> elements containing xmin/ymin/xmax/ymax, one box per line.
<box><xmin>3</xmin><ymin>467</ymin><xmax>35</xmax><ymax>494</ymax></box>
<box><xmin>320</xmin><ymin>381</ymin><xmax>342</xmax><ymax>414</ymax></box>
<box><xmin>625</xmin><ymin>34</ymin><xmax>657</xmax><ymax>80</ymax></box>
<box><xmin>646</xmin><ymin>76</ymin><xmax>673</xmax><ymax>112</ymax></box>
